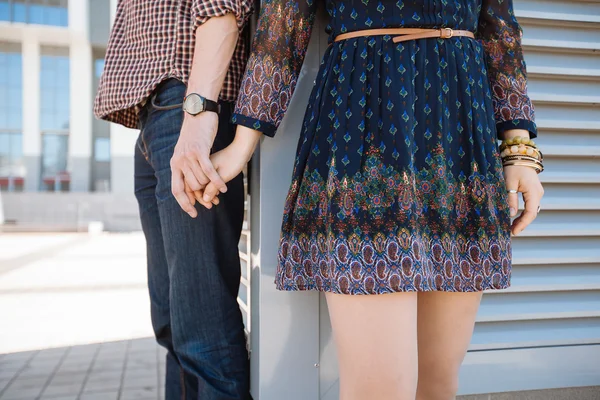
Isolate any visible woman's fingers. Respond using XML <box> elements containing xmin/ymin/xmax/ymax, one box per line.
<box><xmin>192</xmin><ymin>189</ymin><xmax>214</xmax><ymax>209</ymax></box>
<box><xmin>505</xmin><ymin>179</ymin><xmax>519</xmax><ymax>218</ymax></box>
<box><xmin>203</xmin><ymin>182</ymin><xmax>222</xmax><ymax>204</ymax></box>
<box><xmin>511</xmin><ymin>181</ymin><xmax>544</xmax><ymax>236</ymax></box>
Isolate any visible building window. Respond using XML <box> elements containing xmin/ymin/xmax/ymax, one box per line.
<box><xmin>0</xmin><ymin>43</ymin><xmax>24</xmax><ymax>192</ymax></box>
<box><xmin>40</xmin><ymin>46</ymin><xmax>69</xmax><ymax>191</ymax></box>
<box><xmin>41</xmin><ymin>133</ymin><xmax>68</xmax><ymax>191</ymax></box>
<box><xmin>0</xmin><ymin>0</ymin><xmax>68</xmax><ymax>27</ymax></box>
<box><xmin>94</xmin><ymin>137</ymin><xmax>110</xmax><ymax>163</ymax></box>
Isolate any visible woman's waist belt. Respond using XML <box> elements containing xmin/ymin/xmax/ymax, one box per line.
<box><xmin>334</xmin><ymin>28</ymin><xmax>475</xmax><ymax>43</ymax></box>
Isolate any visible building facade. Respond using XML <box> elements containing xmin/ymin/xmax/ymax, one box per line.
<box><xmin>0</xmin><ymin>0</ymin><xmax>135</xmax><ymax>195</ymax></box>
<box><xmin>0</xmin><ymin>0</ymin><xmax>141</xmax><ymax>231</ymax></box>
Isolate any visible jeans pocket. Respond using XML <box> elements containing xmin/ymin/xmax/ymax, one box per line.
<box><xmin>151</xmin><ymin>92</ymin><xmax>184</xmax><ymax>110</ymax></box>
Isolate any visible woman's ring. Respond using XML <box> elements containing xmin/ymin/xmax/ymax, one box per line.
<box><xmin>537</xmin><ymin>206</ymin><xmax>541</xmax><ymax>214</ymax></box>
<box><xmin>507</xmin><ymin>189</ymin><xmax>518</xmax><ymax>194</ymax></box>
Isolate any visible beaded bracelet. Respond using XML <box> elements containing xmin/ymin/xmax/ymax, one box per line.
<box><xmin>499</xmin><ymin>144</ymin><xmax>543</xmax><ymax>160</ymax></box>
<box><xmin>499</xmin><ymin>136</ymin><xmax>544</xmax><ymax>173</ymax></box>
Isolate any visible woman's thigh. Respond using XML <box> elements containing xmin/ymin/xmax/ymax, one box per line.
<box><xmin>326</xmin><ymin>292</ymin><xmax>419</xmax><ymax>400</ymax></box>
<box><xmin>416</xmin><ymin>292</ymin><xmax>482</xmax><ymax>393</ymax></box>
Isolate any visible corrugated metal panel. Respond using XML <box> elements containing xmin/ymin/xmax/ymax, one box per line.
<box><xmin>463</xmin><ymin>0</ymin><xmax>600</xmax><ymax>393</ymax></box>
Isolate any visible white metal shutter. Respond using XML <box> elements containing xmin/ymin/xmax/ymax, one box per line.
<box><xmin>460</xmin><ymin>0</ymin><xmax>600</xmax><ymax>394</ymax></box>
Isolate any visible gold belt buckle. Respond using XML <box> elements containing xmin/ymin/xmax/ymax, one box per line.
<box><xmin>441</xmin><ymin>27</ymin><xmax>453</xmax><ymax>39</ymax></box>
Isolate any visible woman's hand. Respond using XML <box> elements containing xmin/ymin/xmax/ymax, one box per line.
<box><xmin>501</xmin><ymin>129</ymin><xmax>544</xmax><ymax>236</ymax></box>
<box><xmin>198</xmin><ymin>126</ymin><xmax>262</xmax><ymax>208</ymax></box>
<box><xmin>504</xmin><ymin>164</ymin><xmax>544</xmax><ymax>236</ymax></box>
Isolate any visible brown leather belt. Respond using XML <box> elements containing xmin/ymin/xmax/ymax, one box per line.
<box><xmin>334</xmin><ymin>27</ymin><xmax>475</xmax><ymax>43</ymax></box>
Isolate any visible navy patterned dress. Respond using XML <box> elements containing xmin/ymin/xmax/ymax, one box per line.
<box><xmin>232</xmin><ymin>0</ymin><xmax>537</xmax><ymax>294</ymax></box>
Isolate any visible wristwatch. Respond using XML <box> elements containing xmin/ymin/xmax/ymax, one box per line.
<box><xmin>182</xmin><ymin>93</ymin><xmax>219</xmax><ymax>115</ymax></box>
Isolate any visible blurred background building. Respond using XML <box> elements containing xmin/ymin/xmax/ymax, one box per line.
<box><xmin>0</xmin><ymin>0</ymin><xmax>139</xmax><ymax>231</ymax></box>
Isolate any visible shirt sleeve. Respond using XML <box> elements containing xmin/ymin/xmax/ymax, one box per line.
<box><xmin>477</xmin><ymin>0</ymin><xmax>537</xmax><ymax>138</ymax></box>
<box><xmin>193</xmin><ymin>0</ymin><xmax>254</xmax><ymax>30</ymax></box>
<box><xmin>231</xmin><ymin>0</ymin><xmax>319</xmax><ymax>137</ymax></box>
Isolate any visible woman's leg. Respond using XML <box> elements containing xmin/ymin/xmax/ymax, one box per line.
<box><xmin>415</xmin><ymin>292</ymin><xmax>483</xmax><ymax>400</ymax></box>
<box><xmin>326</xmin><ymin>292</ymin><xmax>419</xmax><ymax>400</ymax></box>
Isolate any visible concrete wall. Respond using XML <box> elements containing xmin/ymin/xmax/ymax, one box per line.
<box><xmin>1</xmin><ymin>193</ymin><xmax>141</xmax><ymax>232</ymax></box>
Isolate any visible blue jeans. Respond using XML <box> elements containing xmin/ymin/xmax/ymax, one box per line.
<box><xmin>134</xmin><ymin>79</ymin><xmax>250</xmax><ymax>400</ymax></box>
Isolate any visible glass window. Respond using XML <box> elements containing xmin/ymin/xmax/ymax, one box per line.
<box><xmin>1</xmin><ymin>0</ymin><xmax>67</xmax><ymax>26</ymax></box>
<box><xmin>0</xmin><ymin>1</ymin><xmax>9</xmax><ymax>21</ymax></box>
<box><xmin>41</xmin><ymin>133</ymin><xmax>68</xmax><ymax>191</ymax></box>
<box><xmin>40</xmin><ymin>47</ymin><xmax>69</xmax><ymax>191</ymax></box>
<box><xmin>40</xmin><ymin>48</ymin><xmax>69</xmax><ymax>131</ymax></box>
<box><xmin>0</xmin><ymin>43</ymin><xmax>23</xmax><ymax>192</ymax></box>
<box><xmin>94</xmin><ymin>138</ymin><xmax>110</xmax><ymax>162</ymax></box>
<box><xmin>94</xmin><ymin>58</ymin><xmax>104</xmax><ymax>79</ymax></box>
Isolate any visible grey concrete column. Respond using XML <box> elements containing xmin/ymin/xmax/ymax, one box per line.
<box><xmin>249</xmin><ymin>14</ymin><xmax>329</xmax><ymax>400</ymax></box>
<box><xmin>68</xmin><ymin>0</ymin><xmax>93</xmax><ymax>192</ymax></box>
<box><xmin>110</xmin><ymin>124</ymin><xmax>138</xmax><ymax>194</ymax></box>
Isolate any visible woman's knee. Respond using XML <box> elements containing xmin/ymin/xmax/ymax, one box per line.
<box><xmin>416</xmin><ymin>361</ymin><xmax>460</xmax><ymax>399</ymax></box>
<box><xmin>341</xmin><ymin>369</ymin><xmax>418</xmax><ymax>400</ymax></box>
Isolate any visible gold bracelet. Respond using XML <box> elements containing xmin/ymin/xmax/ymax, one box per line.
<box><xmin>501</xmin><ymin>155</ymin><xmax>543</xmax><ymax>164</ymax></box>
<box><xmin>502</xmin><ymin>161</ymin><xmax>544</xmax><ymax>174</ymax></box>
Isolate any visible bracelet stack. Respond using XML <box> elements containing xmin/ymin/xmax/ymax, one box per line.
<box><xmin>499</xmin><ymin>136</ymin><xmax>544</xmax><ymax>174</ymax></box>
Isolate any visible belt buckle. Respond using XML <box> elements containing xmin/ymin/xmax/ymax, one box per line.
<box><xmin>441</xmin><ymin>27</ymin><xmax>453</xmax><ymax>39</ymax></box>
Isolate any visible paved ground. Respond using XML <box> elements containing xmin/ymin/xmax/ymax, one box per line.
<box><xmin>0</xmin><ymin>339</ymin><xmax>165</xmax><ymax>400</ymax></box>
<box><xmin>0</xmin><ymin>233</ymin><xmax>163</xmax><ymax>400</ymax></box>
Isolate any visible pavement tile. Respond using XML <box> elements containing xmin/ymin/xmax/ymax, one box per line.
<box><xmin>86</xmin><ymin>370</ymin><xmax>123</xmax><ymax>380</ymax></box>
<box><xmin>55</xmin><ymin>361</ymin><xmax>94</xmax><ymax>374</ymax></box>
<box><xmin>0</xmin><ymin>387</ymin><xmax>44</xmax><ymax>400</ymax></box>
<box><xmin>33</xmin><ymin>348</ymin><xmax>68</xmax><ymax>360</ymax></box>
<box><xmin>79</xmin><ymin>391</ymin><xmax>119</xmax><ymax>400</ymax></box>
<box><xmin>0</xmin><ymin>379</ymin><xmax>12</xmax><ymax>391</ymax></box>
<box><xmin>128</xmin><ymin>338</ymin><xmax>156</xmax><ymax>350</ymax></box>
<box><xmin>92</xmin><ymin>362</ymin><xmax>125</xmax><ymax>372</ymax></box>
<box><xmin>50</xmin><ymin>372</ymin><xmax>87</xmax><ymax>384</ymax></box>
<box><xmin>122</xmin><ymin>376</ymin><xmax>158</xmax><ymax>390</ymax></box>
<box><xmin>40</xmin><ymin>382</ymin><xmax>85</xmax><ymax>397</ymax></box>
<box><xmin>39</xmin><ymin>396</ymin><xmax>78</xmax><ymax>400</ymax></box>
<box><xmin>17</xmin><ymin>367</ymin><xmax>54</xmax><ymax>379</ymax></box>
<box><xmin>0</xmin><ymin>370</ymin><xmax>19</xmax><ymax>381</ymax></box>
<box><xmin>0</xmin><ymin>352</ymin><xmax>37</xmax><ymax>362</ymax></box>
<box><xmin>123</xmin><ymin>370</ymin><xmax>156</xmax><ymax>381</ymax></box>
<box><xmin>82</xmin><ymin>378</ymin><xmax>122</xmax><ymax>393</ymax></box>
<box><xmin>3</xmin><ymin>376</ymin><xmax>49</xmax><ymax>390</ymax></box>
<box><xmin>68</xmin><ymin>345</ymin><xmax>100</xmax><ymax>356</ymax></box>
<box><xmin>0</xmin><ymin>360</ymin><xmax>28</xmax><ymax>373</ymax></box>
<box><xmin>120</xmin><ymin>387</ymin><xmax>158</xmax><ymax>400</ymax></box>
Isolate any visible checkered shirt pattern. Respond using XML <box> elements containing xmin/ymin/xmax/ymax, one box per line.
<box><xmin>94</xmin><ymin>0</ymin><xmax>254</xmax><ymax>129</ymax></box>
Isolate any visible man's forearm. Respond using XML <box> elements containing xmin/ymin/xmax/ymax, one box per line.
<box><xmin>187</xmin><ymin>13</ymin><xmax>239</xmax><ymax>100</ymax></box>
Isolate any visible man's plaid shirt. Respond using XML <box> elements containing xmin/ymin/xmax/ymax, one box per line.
<box><xmin>94</xmin><ymin>0</ymin><xmax>254</xmax><ymax>129</ymax></box>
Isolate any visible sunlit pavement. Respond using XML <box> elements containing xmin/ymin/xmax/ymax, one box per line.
<box><xmin>0</xmin><ymin>232</ymin><xmax>164</xmax><ymax>400</ymax></box>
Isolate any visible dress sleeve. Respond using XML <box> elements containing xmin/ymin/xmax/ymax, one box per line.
<box><xmin>477</xmin><ymin>0</ymin><xmax>537</xmax><ymax>138</ymax></box>
<box><xmin>193</xmin><ymin>0</ymin><xmax>254</xmax><ymax>30</ymax></box>
<box><xmin>231</xmin><ymin>0</ymin><xmax>319</xmax><ymax>137</ymax></box>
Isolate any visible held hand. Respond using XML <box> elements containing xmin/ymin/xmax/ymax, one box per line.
<box><xmin>170</xmin><ymin>113</ymin><xmax>227</xmax><ymax>217</ymax></box>
<box><xmin>504</xmin><ymin>165</ymin><xmax>544</xmax><ymax>236</ymax></box>
<box><xmin>199</xmin><ymin>126</ymin><xmax>262</xmax><ymax>208</ymax></box>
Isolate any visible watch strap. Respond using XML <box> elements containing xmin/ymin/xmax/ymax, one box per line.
<box><xmin>204</xmin><ymin>98</ymin><xmax>219</xmax><ymax>113</ymax></box>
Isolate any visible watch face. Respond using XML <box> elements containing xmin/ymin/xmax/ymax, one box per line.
<box><xmin>184</xmin><ymin>94</ymin><xmax>205</xmax><ymax>115</ymax></box>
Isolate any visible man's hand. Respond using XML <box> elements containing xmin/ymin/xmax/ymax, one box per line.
<box><xmin>171</xmin><ymin>112</ymin><xmax>227</xmax><ymax>217</ymax></box>
<box><xmin>169</xmin><ymin>12</ymin><xmax>240</xmax><ymax>217</ymax></box>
